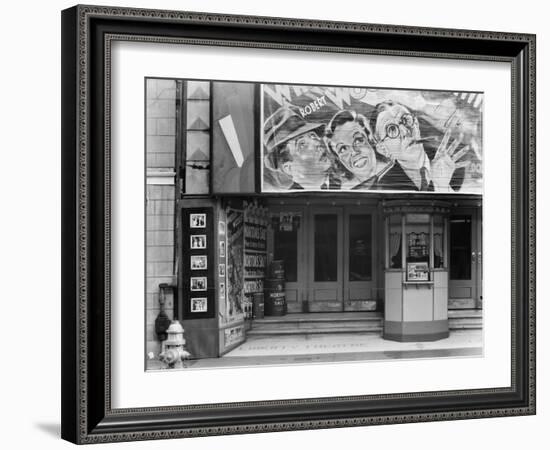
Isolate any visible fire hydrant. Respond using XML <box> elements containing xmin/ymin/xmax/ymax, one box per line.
<box><xmin>158</xmin><ymin>321</ymin><xmax>191</xmax><ymax>369</ymax></box>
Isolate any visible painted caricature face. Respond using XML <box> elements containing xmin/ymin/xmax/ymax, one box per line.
<box><xmin>329</xmin><ymin>121</ymin><xmax>376</xmax><ymax>181</ymax></box>
<box><xmin>282</xmin><ymin>132</ymin><xmax>331</xmax><ymax>188</ymax></box>
<box><xmin>375</xmin><ymin>104</ymin><xmax>424</xmax><ymax>168</ymax></box>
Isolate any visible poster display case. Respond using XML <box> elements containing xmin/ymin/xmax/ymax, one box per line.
<box><xmin>179</xmin><ymin>204</ymin><xmax>219</xmax><ymax>359</ymax></box>
<box><xmin>243</xmin><ymin>201</ymin><xmax>268</xmax><ymax>323</ymax></box>
<box><xmin>218</xmin><ymin>204</ymin><xmax>247</xmax><ymax>353</ymax></box>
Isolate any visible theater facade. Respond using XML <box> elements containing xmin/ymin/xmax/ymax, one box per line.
<box><xmin>145</xmin><ymin>78</ymin><xmax>483</xmax><ymax>363</ymax></box>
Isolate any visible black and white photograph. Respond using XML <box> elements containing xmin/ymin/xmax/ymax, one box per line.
<box><xmin>144</xmin><ymin>77</ymin><xmax>486</xmax><ymax>371</ymax></box>
<box><xmin>190</xmin><ymin>213</ymin><xmax>206</xmax><ymax>228</ymax></box>
<box><xmin>190</xmin><ymin>277</ymin><xmax>207</xmax><ymax>292</ymax></box>
<box><xmin>190</xmin><ymin>234</ymin><xmax>206</xmax><ymax>249</ymax></box>
<box><xmin>190</xmin><ymin>255</ymin><xmax>207</xmax><ymax>270</ymax></box>
<box><xmin>191</xmin><ymin>297</ymin><xmax>208</xmax><ymax>313</ymax></box>
<box><xmin>57</xmin><ymin>2</ymin><xmax>539</xmax><ymax>446</ymax></box>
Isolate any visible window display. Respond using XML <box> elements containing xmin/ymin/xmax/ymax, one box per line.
<box><xmin>406</xmin><ymin>213</ymin><xmax>430</xmax><ymax>281</ymax></box>
<box><xmin>387</xmin><ymin>214</ymin><xmax>403</xmax><ymax>269</ymax></box>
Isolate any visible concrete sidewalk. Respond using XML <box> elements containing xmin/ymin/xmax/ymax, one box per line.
<box><xmin>225</xmin><ymin>328</ymin><xmax>482</xmax><ymax>357</ymax></box>
<box><xmin>148</xmin><ymin>329</ymin><xmax>483</xmax><ymax>371</ymax></box>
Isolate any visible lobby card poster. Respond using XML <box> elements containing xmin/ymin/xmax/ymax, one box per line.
<box><xmin>225</xmin><ymin>208</ymin><xmax>244</xmax><ymax>324</ymax></box>
<box><xmin>261</xmin><ymin>84</ymin><xmax>483</xmax><ymax>194</ymax></box>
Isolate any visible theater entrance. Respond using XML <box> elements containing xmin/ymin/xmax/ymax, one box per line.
<box><xmin>448</xmin><ymin>208</ymin><xmax>483</xmax><ymax>309</ymax></box>
<box><xmin>268</xmin><ymin>203</ymin><xmax>379</xmax><ymax>313</ymax></box>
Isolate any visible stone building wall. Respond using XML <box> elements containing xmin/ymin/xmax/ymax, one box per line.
<box><xmin>145</xmin><ymin>78</ymin><xmax>177</xmax><ymax>357</ymax></box>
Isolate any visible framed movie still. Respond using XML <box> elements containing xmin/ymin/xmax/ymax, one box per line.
<box><xmin>61</xmin><ymin>5</ymin><xmax>535</xmax><ymax>445</ymax></box>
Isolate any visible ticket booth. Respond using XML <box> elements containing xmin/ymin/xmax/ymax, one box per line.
<box><xmin>383</xmin><ymin>200</ymin><xmax>450</xmax><ymax>342</ymax></box>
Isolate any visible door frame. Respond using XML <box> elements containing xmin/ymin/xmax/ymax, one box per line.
<box><xmin>448</xmin><ymin>207</ymin><xmax>482</xmax><ymax>309</ymax></box>
<box><xmin>267</xmin><ymin>200</ymin><xmax>381</xmax><ymax>313</ymax></box>
<box><xmin>267</xmin><ymin>206</ymin><xmax>307</xmax><ymax>313</ymax></box>
<box><xmin>307</xmin><ymin>207</ymin><xmax>344</xmax><ymax>312</ymax></box>
<box><xmin>342</xmin><ymin>207</ymin><xmax>378</xmax><ymax>311</ymax></box>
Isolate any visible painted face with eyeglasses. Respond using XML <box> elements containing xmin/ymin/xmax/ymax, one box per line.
<box><xmin>374</xmin><ymin>102</ymin><xmax>425</xmax><ymax>168</ymax></box>
<box><xmin>327</xmin><ymin>113</ymin><xmax>377</xmax><ymax>181</ymax></box>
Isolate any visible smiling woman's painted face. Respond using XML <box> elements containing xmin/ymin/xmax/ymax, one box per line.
<box><xmin>375</xmin><ymin>103</ymin><xmax>424</xmax><ymax>168</ymax></box>
<box><xmin>329</xmin><ymin>121</ymin><xmax>377</xmax><ymax>181</ymax></box>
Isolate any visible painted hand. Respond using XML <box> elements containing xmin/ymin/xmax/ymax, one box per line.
<box><xmin>430</xmin><ymin>114</ymin><xmax>471</xmax><ymax>192</ymax></box>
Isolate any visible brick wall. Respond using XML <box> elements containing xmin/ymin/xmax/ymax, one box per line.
<box><xmin>145</xmin><ymin>79</ymin><xmax>177</xmax><ymax>358</ymax></box>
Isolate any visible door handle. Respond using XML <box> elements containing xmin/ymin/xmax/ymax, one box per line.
<box><xmin>471</xmin><ymin>252</ymin><xmax>476</xmax><ymax>263</ymax></box>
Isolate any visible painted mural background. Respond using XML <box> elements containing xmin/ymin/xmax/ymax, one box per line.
<box><xmin>261</xmin><ymin>84</ymin><xmax>483</xmax><ymax>194</ymax></box>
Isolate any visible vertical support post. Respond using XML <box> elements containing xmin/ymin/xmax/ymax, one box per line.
<box><xmin>401</xmin><ymin>213</ymin><xmax>406</xmax><ymax>272</ymax></box>
<box><xmin>429</xmin><ymin>214</ymin><xmax>434</xmax><ymax>271</ymax></box>
<box><xmin>384</xmin><ymin>215</ymin><xmax>389</xmax><ymax>270</ymax></box>
<box><xmin>444</xmin><ymin>216</ymin><xmax>449</xmax><ymax>269</ymax></box>
<box><xmin>175</xmin><ymin>80</ymin><xmax>186</xmax><ymax>198</ymax></box>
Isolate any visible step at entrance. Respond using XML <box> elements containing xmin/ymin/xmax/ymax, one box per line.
<box><xmin>249</xmin><ymin>312</ymin><xmax>383</xmax><ymax>336</ymax></box>
<box><xmin>448</xmin><ymin>309</ymin><xmax>483</xmax><ymax>330</ymax></box>
<box><xmin>248</xmin><ymin>310</ymin><xmax>483</xmax><ymax>337</ymax></box>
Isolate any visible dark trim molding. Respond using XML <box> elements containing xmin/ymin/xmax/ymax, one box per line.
<box><xmin>61</xmin><ymin>4</ymin><xmax>536</xmax><ymax>444</ymax></box>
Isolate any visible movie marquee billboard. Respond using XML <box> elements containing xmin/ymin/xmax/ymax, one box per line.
<box><xmin>261</xmin><ymin>84</ymin><xmax>483</xmax><ymax>194</ymax></box>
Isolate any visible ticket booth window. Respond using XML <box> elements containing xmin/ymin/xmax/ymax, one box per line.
<box><xmin>433</xmin><ymin>215</ymin><xmax>445</xmax><ymax>269</ymax></box>
<box><xmin>405</xmin><ymin>214</ymin><xmax>430</xmax><ymax>281</ymax></box>
<box><xmin>387</xmin><ymin>215</ymin><xmax>402</xmax><ymax>269</ymax></box>
<box><xmin>385</xmin><ymin>210</ymin><xmax>447</xmax><ymax>278</ymax></box>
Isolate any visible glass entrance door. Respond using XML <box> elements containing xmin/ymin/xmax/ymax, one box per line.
<box><xmin>308</xmin><ymin>208</ymin><xmax>344</xmax><ymax>312</ymax></box>
<box><xmin>270</xmin><ymin>207</ymin><xmax>306</xmax><ymax>313</ymax></box>
<box><xmin>307</xmin><ymin>207</ymin><xmax>376</xmax><ymax>312</ymax></box>
<box><xmin>449</xmin><ymin>209</ymin><xmax>482</xmax><ymax>309</ymax></box>
<box><xmin>270</xmin><ymin>204</ymin><xmax>378</xmax><ymax>313</ymax></box>
<box><xmin>343</xmin><ymin>212</ymin><xmax>376</xmax><ymax>311</ymax></box>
